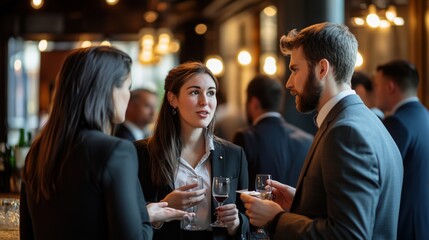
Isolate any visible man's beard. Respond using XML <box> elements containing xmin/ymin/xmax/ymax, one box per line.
<box><xmin>296</xmin><ymin>68</ymin><xmax>323</xmax><ymax>113</ymax></box>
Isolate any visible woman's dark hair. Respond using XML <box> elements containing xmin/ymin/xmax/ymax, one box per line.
<box><xmin>148</xmin><ymin>61</ymin><xmax>218</xmax><ymax>187</ymax></box>
<box><xmin>23</xmin><ymin>46</ymin><xmax>132</xmax><ymax>202</ymax></box>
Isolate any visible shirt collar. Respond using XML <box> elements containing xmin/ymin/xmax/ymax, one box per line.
<box><xmin>179</xmin><ymin>130</ymin><xmax>215</xmax><ymax>170</ymax></box>
<box><xmin>316</xmin><ymin>90</ymin><xmax>356</xmax><ymax>128</ymax></box>
<box><xmin>252</xmin><ymin>112</ymin><xmax>282</xmax><ymax>125</ymax></box>
<box><xmin>123</xmin><ymin>121</ymin><xmax>144</xmax><ymax>140</ymax></box>
<box><xmin>389</xmin><ymin>96</ymin><xmax>419</xmax><ymax>116</ymax></box>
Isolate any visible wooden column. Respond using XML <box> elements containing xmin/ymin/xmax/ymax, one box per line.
<box><xmin>408</xmin><ymin>0</ymin><xmax>429</xmax><ymax>108</ymax></box>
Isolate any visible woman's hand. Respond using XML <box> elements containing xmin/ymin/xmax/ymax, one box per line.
<box><xmin>216</xmin><ymin>203</ymin><xmax>240</xmax><ymax>236</ymax></box>
<box><xmin>161</xmin><ymin>183</ymin><xmax>206</xmax><ymax>210</ymax></box>
<box><xmin>147</xmin><ymin>202</ymin><xmax>188</xmax><ymax>228</ymax></box>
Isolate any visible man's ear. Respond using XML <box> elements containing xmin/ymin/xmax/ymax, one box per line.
<box><xmin>317</xmin><ymin>59</ymin><xmax>330</xmax><ymax>80</ymax></box>
<box><xmin>249</xmin><ymin>96</ymin><xmax>261</xmax><ymax>110</ymax></box>
<box><xmin>387</xmin><ymin>79</ymin><xmax>397</xmax><ymax>93</ymax></box>
<box><xmin>167</xmin><ymin>91</ymin><xmax>177</xmax><ymax>108</ymax></box>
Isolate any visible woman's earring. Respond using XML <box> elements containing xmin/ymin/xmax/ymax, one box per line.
<box><xmin>172</xmin><ymin>107</ymin><xmax>177</xmax><ymax>115</ymax></box>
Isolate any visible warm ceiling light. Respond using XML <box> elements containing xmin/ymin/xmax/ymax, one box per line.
<box><xmin>237</xmin><ymin>50</ymin><xmax>252</xmax><ymax>66</ymax></box>
<box><xmin>101</xmin><ymin>41</ymin><xmax>111</xmax><ymax>46</ymax></box>
<box><xmin>206</xmin><ymin>56</ymin><xmax>224</xmax><ymax>76</ymax></box>
<box><xmin>393</xmin><ymin>17</ymin><xmax>404</xmax><ymax>26</ymax></box>
<box><xmin>263</xmin><ymin>6</ymin><xmax>277</xmax><ymax>17</ymax></box>
<box><xmin>30</xmin><ymin>0</ymin><xmax>44</xmax><ymax>9</ymax></box>
<box><xmin>355</xmin><ymin>52</ymin><xmax>363</xmax><ymax>68</ymax></box>
<box><xmin>195</xmin><ymin>24</ymin><xmax>207</xmax><ymax>35</ymax></box>
<box><xmin>14</xmin><ymin>59</ymin><xmax>22</xmax><ymax>72</ymax></box>
<box><xmin>385</xmin><ymin>5</ymin><xmax>397</xmax><ymax>21</ymax></box>
<box><xmin>263</xmin><ymin>56</ymin><xmax>277</xmax><ymax>75</ymax></box>
<box><xmin>81</xmin><ymin>41</ymin><xmax>92</xmax><ymax>48</ymax></box>
<box><xmin>38</xmin><ymin>40</ymin><xmax>48</xmax><ymax>51</ymax></box>
<box><xmin>366</xmin><ymin>13</ymin><xmax>380</xmax><ymax>28</ymax></box>
<box><xmin>353</xmin><ymin>3</ymin><xmax>404</xmax><ymax>29</ymax></box>
<box><xmin>352</xmin><ymin>17</ymin><xmax>365</xmax><ymax>26</ymax></box>
<box><xmin>106</xmin><ymin>0</ymin><xmax>119</xmax><ymax>6</ymax></box>
<box><xmin>169</xmin><ymin>39</ymin><xmax>180</xmax><ymax>53</ymax></box>
<box><xmin>144</xmin><ymin>11</ymin><xmax>158</xmax><ymax>23</ymax></box>
<box><xmin>379</xmin><ymin>20</ymin><xmax>391</xmax><ymax>28</ymax></box>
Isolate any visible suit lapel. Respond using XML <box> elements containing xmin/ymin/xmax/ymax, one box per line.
<box><xmin>293</xmin><ymin>95</ymin><xmax>361</xmax><ymax>206</ymax></box>
<box><xmin>294</xmin><ymin>117</ymin><xmax>328</xmax><ymax>191</ymax></box>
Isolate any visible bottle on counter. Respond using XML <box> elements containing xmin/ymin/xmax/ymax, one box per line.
<box><xmin>15</xmin><ymin>128</ymin><xmax>30</xmax><ymax>169</ymax></box>
<box><xmin>0</xmin><ymin>142</ymin><xmax>9</xmax><ymax>192</ymax></box>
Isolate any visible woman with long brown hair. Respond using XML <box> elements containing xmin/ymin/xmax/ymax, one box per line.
<box><xmin>135</xmin><ymin>61</ymin><xmax>249</xmax><ymax>239</ymax></box>
<box><xmin>20</xmin><ymin>46</ymin><xmax>186</xmax><ymax>240</ymax></box>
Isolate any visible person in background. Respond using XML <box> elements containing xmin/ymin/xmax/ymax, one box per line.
<box><xmin>115</xmin><ymin>88</ymin><xmax>158</xmax><ymax>141</ymax></box>
<box><xmin>351</xmin><ymin>71</ymin><xmax>384</xmax><ymax>119</ymax></box>
<box><xmin>20</xmin><ymin>46</ymin><xmax>186</xmax><ymax>240</ymax></box>
<box><xmin>240</xmin><ymin>22</ymin><xmax>403</xmax><ymax>240</ymax></box>
<box><xmin>374</xmin><ymin>59</ymin><xmax>429</xmax><ymax>240</ymax></box>
<box><xmin>134</xmin><ymin>61</ymin><xmax>249</xmax><ymax>240</ymax></box>
<box><xmin>233</xmin><ymin>74</ymin><xmax>313</xmax><ymax>189</ymax></box>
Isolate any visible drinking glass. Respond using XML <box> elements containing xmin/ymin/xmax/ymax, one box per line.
<box><xmin>210</xmin><ymin>176</ymin><xmax>230</xmax><ymax>227</ymax></box>
<box><xmin>184</xmin><ymin>175</ymin><xmax>203</xmax><ymax>230</ymax></box>
<box><xmin>252</xmin><ymin>174</ymin><xmax>272</xmax><ymax>239</ymax></box>
<box><xmin>255</xmin><ymin>174</ymin><xmax>272</xmax><ymax>200</ymax></box>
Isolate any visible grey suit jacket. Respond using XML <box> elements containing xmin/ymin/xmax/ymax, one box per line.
<box><xmin>271</xmin><ymin>94</ymin><xmax>403</xmax><ymax>240</ymax></box>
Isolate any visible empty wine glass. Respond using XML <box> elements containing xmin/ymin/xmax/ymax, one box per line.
<box><xmin>210</xmin><ymin>176</ymin><xmax>230</xmax><ymax>227</ymax></box>
<box><xmin>255</xmin><ymin>174</ymin><xmax>272</xmax><ymax>200</ymax></box>
<box><xmin>252</xmin><ymin>174</ymin><xmax>272</xmax><ymax>239</ymax></box>
<box><xmin>184</xmin><ymin>175</ymin><xmax>203</xmax><ymax>230</ymax></box>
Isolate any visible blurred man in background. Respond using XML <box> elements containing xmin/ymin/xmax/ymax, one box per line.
<box><xmin>374</xmin><ymin>59</ymin><xmax>429</xmax><ymax>240</ymax></box>
<box><xmin>115</xmin><ymin>88</ymin><xmax>158</xmax><ymax>141</ymax></box>
<box><xmin>233</xmin><ymin>74</ymin><xmax>313</xmax><ymax>189</ymax></box>
<box><xmin>351</xmin><ymin>71</ymin><xmax>384</xmax><ymax>119</ymax></box>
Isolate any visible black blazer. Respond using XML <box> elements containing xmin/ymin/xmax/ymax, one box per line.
<box><xmin>233</xmin><ymin>116</ymin><xmax>313</xmax><ymax>189</ymax></box>
<box><xmin>20</xmin><ymin>129</ymin><xmax>152</xmax><ymax>240</ymax></box>
<box><xmin>114</xmin><ymin>123</ymin><xmax>136</xmax><ymax>141</ymax></box>
<box><xmin>383</xmin><ymin>101</ymin><xmax>429</xmax><ymax>240</ymax></box>
<box><xmin>134</xmin><ymin>137</ymin><xmax>250</xmax><ymax>240</ymax></box>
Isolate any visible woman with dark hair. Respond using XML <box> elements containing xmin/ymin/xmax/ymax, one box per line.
<box><xmin>135</xmin><ymin>61</ymin><xmax>249</xmax><ymax>239</ymax></box>
<box><xmin>20</xmin><ymin>46</ymin><xmax>186</xmax><ymax>240</ymax></box>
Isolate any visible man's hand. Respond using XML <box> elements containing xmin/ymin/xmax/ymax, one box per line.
<box><xmin>240</xmin><ymin>193</ymin><xmax>284</xmax><ymax>227</ymax></box>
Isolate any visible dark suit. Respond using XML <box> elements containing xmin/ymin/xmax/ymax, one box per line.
<box><xmin>134</xmin><ymin>137</ymin><xmax>250</xmax><ymax>240</ymax></box>
<box><xmin>115</xmin><ymin>123</ymin><xmax>136</xmax><ymax>141</ymax></box>
<box><xmin>233</xmin><ymin>115</ymin><xmax>313</xmax><ymax>189</ymax></box>
<box><xmin>383</xmin><ymin>101</ymin><xmax>429</xmax><ymax>240</ymax></box>
<box><xmin>271</xmin><ymin>94</ymin><xmax>403</xmax><ymax>240</ymax></box>
<box><xmin>20</xmin><ymin>129</ymin><xmax>152</xmax><ymax>240</ymax></box>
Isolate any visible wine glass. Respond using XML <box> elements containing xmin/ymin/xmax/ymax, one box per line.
<box><xmin>184</xmin><ymin>175</ymin><xmax>203</xmax><ymax>231</ymax></box>
<box><xmin>255</xmin><ymin>174</ymin><xmax>272</xmax><ymax>200</ymax></box>
<box><xmin>210</xmin><ymin>176</ymin><xmax>230</xmax><ymax>227</ymax></box>
<box><xmin>252</xmin><ymin>174</ymin><xmax>272</xmax><ymax>239</ymax></box>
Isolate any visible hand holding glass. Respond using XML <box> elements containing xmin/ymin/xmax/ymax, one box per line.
<box><xmin>255</xmin><ymin>174</ymin><xmax>272</xmax><ymax>200</ymax></box>
<box><xmin>253</xmin><ymin>174</ymin><xmax>272</xmax><ymax>239</ymax></box>
<box><xmin>210</xmin><ymin>177</ymin><xmax>230</xmax><ymax>227</ymax></box>
<box><xmin>184</xmin><ymin>175</ymin><xmax>203</xmax><ymax>230</ymax></box>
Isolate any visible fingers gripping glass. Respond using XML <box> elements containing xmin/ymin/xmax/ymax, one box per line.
<box><xmin>210</xmin><ymin>176</ymin><xmax>230</xmax><ymax>227</ymax></box>
<box><xmin>184</xmin><ymin>175</ymin><xmax>203</xmax><ymax>231</ymax></box>
<box><xmin>252</xmin><ymin>174</ymin><xmax>272</xmax><ymax>239</ymax></box>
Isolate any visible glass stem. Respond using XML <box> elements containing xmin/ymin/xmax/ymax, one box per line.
<box><xmin>217</xmin><ymin>203</ymin><xmax>221</xmax><ymax>223</ymax></box>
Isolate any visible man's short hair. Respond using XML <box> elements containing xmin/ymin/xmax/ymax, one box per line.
<box><xmin>247</xmin><ymin>75</ymin><xmax>284</xmax><ymax>112</ymax></box>
<box><xmin>351</xmin><ymin>71</ymin><xmax>373</xmax><ymax>92</ymax></box>
<box><xmin>376</xmin><ymin>59</ymin><xmax>419</xmax><ymax>92</ymax></box>
<box><xmin>280</xmin><ymin>22</ymin><xmax>358</xmax><ymax>84</ymax></box>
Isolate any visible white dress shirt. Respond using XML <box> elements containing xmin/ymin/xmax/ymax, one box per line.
<box><xmin>316</xmin><ymin>90</ymin><xmax>356</xmax><ymax>128</ymax></box>
<box><xmin>175</xmin><ymin>133</ymin><xmax>214</xmax><ymax>230</ymax></box>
